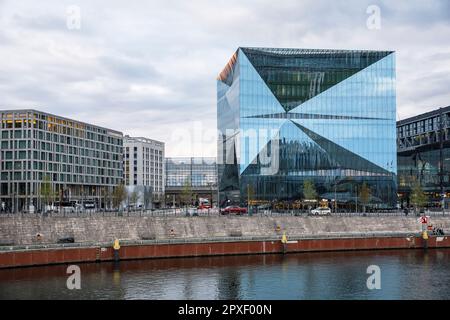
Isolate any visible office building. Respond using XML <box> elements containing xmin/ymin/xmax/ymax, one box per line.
<box><xmin>123</xmin><ymin>136</ymin><xmax>165</xmax><ymax>208</ymax></box>
<box><xmin>217</xmin><ymin>47</ymin><xmax>397</xmax><ymax>208</ymax></box>
<box><xmin>0</xmin><ymin>109</ymin><xmax>123</xmax><ymax>212</ymax></box>
<box><xmin>397</xmin><ymin>106</ymin><xmax>450</xmax><ymax>208</ymax></box>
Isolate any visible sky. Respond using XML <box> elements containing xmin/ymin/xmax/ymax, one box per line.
<box><xmin>0</xmin><ymin>0</ymin><xmax>449</xmax><ymax>157</ymax></box>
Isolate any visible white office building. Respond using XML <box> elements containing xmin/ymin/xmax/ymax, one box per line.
<box><xmin>123</xmin><ymin>136</ymin><xmax>165</xmax><ymax>208</ymax></box>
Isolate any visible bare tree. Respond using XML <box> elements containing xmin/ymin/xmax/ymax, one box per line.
<box><xmin>112</xmin><ymin>183</ymin><xmax>127</xmax><ymax>211</ymax></box>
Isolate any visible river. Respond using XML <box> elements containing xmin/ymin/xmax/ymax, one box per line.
<box><xmin>1</xmin><ymin>249</ymin><xmax>449</xmax><ymax>299</ymax></box>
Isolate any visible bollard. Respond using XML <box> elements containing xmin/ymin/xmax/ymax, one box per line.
<box><xmin>281</xmin><ymin>232</ymin><xmax>288</xmax><ymax>254</ymax></box>
<box><xmin>113</xmin><ymin>238</ymin><xmax>121</xmax><ymax>262</ymax></box>
<box><xmin>422</xmin><ymin>231</ymin><xmax>429</xmax><ymax>250</ymax></box>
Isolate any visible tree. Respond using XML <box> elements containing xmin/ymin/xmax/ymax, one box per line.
<box><xmin>247</xmin><ymin>184</ymin><xmax>254</xmax><ymax>205</ymax></box>
<box><xmin>303</xmin><ymin>180</ymin><xmax>317</xmax><ymax>200</ymax></box>
<box><xmin>100</xmin><ymin>187</ymin><xmax>111</xmax><ymax>211</ymax></box>
<box><xmin>40</xmin><ymin>175</ymin><xmax>56</xmax><ymax>212</ymax></box>
<box><xmin>180</xmin><ymin>178</ymin><xmax>193</xmax><ymax>209</ymax></box>
<box><xmin>303</xmin><ymin>180</ymin><xmax>317</xmax><ymax>210</ymax></box>
<box><xmin>129</xmin><ymin>189</ymin><xmax>139</xmax><ymax>210</ymax></box>
<box><xmin>359</xmin><ymin>183</ymin><xmax>371</xmax><ymax>213</ymax></box>
<box><xmin>112</xmin><ymin>183</ymin><xmax>127</xmax><ymax>211</ymax></box>
<box><xmin>410</xmin><ymin>180</ymin><xmax>427</xmax><ymax>212</ymax></box>
<box><xmin>143</xmin><ymin>187</ymin><xmax>153</xmax><ymax>210</ymax></box>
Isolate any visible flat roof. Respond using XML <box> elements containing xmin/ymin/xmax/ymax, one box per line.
<box><xmin>0</xmin><ymin>108</ymin><xmax>123</xmax><ymax>135</ymax></box>
<box><xmin>239</xmin><ymin>47</ymin><xmax>394</xmax><ymax>55</ymax></box>
<box><xmin>124</xmin><ymin>135</ymin><xmax>165</xmax><ymax>146</ymax></box>
<box><xmin>397</xmin><ymin>105</ymin><xmax>450</xmax><ymax>126</ymax></box>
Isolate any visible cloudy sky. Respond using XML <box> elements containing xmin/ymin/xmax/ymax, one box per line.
<box><xmin>1</xmin><ymin>0</ymin><xmax>449</xmax><ymax>157</ymax></box>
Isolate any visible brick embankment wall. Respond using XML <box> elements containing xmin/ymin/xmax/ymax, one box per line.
<box><xmin>1</xmin><ymin>216</ymin><xmax>450</xmax><ymax>268</ymax></box>
<box><xmin>1</xmin><ymin>216</ymin><xmax>449</xmax><ymax>246</ymax></box>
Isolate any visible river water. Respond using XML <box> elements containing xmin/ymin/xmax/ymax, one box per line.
<box><xmin>1</xmin><ymin>249</ymin><xmax>449</xmax><ymax>300</ymax></box>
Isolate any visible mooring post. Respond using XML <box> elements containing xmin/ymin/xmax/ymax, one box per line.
<box><xmin>281</xmin><ymin>232</ymin><xmax>288</xmax><ymax>254</ymax></box>
<box><xmin>422</xmin><ymin>230</ymin><xmax>429</xmax><ymax>250</ymax></box>
<box><xmin>113</xmin><ymin>238</ymin><xmax>121</xmax><ymax>262</ymax></box>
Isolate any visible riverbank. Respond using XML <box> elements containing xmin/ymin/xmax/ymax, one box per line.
<box><xmin>1</xmin><ymin>216</ymin><xmax>449</xmax><ymax>268</ymax></box>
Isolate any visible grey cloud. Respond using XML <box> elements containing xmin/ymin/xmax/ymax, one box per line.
<box><xmin>99</xmin><ymin>55</ymin><xmax>161</xmax><ymax>81</ymax></box>
<box><xmin>0</xmin><ymin>0</ymin><xmax>449</xmax><ymax>156</ymax></box>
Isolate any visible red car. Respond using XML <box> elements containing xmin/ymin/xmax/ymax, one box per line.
<box><xmin>220</xmin><ymin>206</ymin><xmax>247</xmax><ymax>215</ymax></box>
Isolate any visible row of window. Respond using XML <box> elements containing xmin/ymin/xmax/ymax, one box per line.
<box><xmin>1</xmin><ymin>151</ymin><xmax>122</xmax><ymax>170</ymax></box>
<box><xmin>1</xmin><ymin>160</ymin><xmax>122</xmax><ymax>177</ymax></box>
<box><xmin>397</xmin><ymin>114</ymin><xmax>450</xmax><ymax>137</ymax></box>
<box><xmin>1</xmin><ymin>112</ymin><xmax>122</xmax><ymax>143</ymax></box>
<box><xmin>0</xmin><ymin>171</ymin><xmax>121</xmax><ymax>185</ymax></box>
<box><xmin>1</xmin><ymin>129</ymin><xmax>123</xmax><ymax>154</ymax></box>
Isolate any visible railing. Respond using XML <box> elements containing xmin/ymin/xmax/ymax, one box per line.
<box><xmin>0</xmin><ymin>208</ymin><xmax>220</xmax><ymax>218</ymax></box>
<box><xmin>1</xmin><ymin>208</ymin><xmax>450</xmax><ymax>218</ymax></box>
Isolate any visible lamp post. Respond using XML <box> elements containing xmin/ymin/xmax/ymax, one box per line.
<box><xmin>12</xmin><ymin>192</ymin><xmax>15</xmax><ymax>214</ymax></box>
<box><xmin>333</xmin><ymin>168</ymin><xmax>342</xmax><ymax>214</ymax></box>
<box><xmin>439</xmin><ymin>107</ymin><xmax>444</xmax><ymax>213</ymax></box>
<box><xmin>247</xmin><ymin>184</ymin><xmax>250</xmax><ymax>215</ymax></box>
<box><xmin>334</xmin><ymin>181</ymin><xmax>337</xmax><ymax>214</ymax></box>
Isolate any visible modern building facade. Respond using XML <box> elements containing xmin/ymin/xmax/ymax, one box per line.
<box><xmin>397</xmin><ymin>106</ymin><xmax>450</xmax><ymax>208</ymax></box>
<box><xmin>217</xmin><ymin>47</ymin><xmax>397</xmax><ymax>208</ymax></box>
<box><xmin>0</xmin><ymin>109</ymin><xmax>123</xmax><ymax>212</ymax></box>
<box><xmin>123</xmin><ymin>136</ymin><xmax>165</xmax><ymax>208</ymax></box>
<box><xmin>165</xmin><ymin>157</ymin><xmax>217</xmax><ymax>207</ymax></box>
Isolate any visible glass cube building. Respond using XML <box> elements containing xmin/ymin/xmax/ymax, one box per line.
<box><xmin>217</xmin><ymin>47</ymin><xmax>397</xmax><ymax>208</ymax></box>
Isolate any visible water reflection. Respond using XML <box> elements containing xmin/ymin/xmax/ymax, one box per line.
<box><xmin>1</xmin><ymin>250</ymin><xmax>450</xmax><ymax>300</ymax></box>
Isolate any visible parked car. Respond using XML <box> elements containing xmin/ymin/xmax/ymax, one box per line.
<box><xmin>83</xmin><ymin>201</ymin><xmax>96</xmax><ymax>210</ymax></box>
<box><xmin>309</xmin><ymin>207</ymin><xmax>331</xmax><ymax>216</ymax></box>
<box><xmin>52</xmin><ymin>202</ymin><xmax>76</xmax><ymax>213</ymax></box>
<box><xmin>220</xmin><ymin>206</ymin><xmax>247</xmax><ymax>215</ymax></box>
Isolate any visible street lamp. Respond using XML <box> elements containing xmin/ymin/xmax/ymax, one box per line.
<box><xmin>333</xmin><ymin>168</ymin><xmax>342</xmax><ymax>214</ymax></box>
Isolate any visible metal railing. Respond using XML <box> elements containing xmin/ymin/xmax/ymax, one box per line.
<box><xmin>1</xmin><ymin>208</ymin><xmax>450</xmax><ymax>218</ymax></box>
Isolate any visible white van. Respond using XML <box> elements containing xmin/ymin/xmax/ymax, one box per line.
<box><xmin>309</xmin><ymin>207</ymin><xmax>331</xmax><ymax>216</ymax></box>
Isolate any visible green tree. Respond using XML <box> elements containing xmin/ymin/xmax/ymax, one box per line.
<box><xmin>303</xmin><ymin>180</ymin><xmax>317</xmax><ymax>200</ymax></box>
<box><xmin>410</xmin><ymin>180</ymin><xmax>427</xmax><ymax>212</ymax></box>
<box><xmin>40</xmin><ymin>175</ymin><xmax>56</xmax><ymax>212</ymax></box>
<box><xmin>129</xmin><ymin>189</ymin><xmax>139</xmax><ymax>210</ymax></box>
<box><xmin>112</xmin><ymin>183</ymin><xmax>127</xmax><ymax>211</ymax></box>
<box><xmin>303</xmin><ymin>180</ymin><xmax>317</xmax><ymax>210</ymax></box>
<box><xmin>247</xmin><ymin>184</ymin><xmax>254</xmax><ymax>204</ymax></box>
<box><xmin>359</xmin><ymin>183</ymin><xmax>371</xmax><ymax>213</ymax></box>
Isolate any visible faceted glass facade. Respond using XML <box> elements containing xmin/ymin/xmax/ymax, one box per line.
<box><xmin>217</xmin><ymin>47</ymin><xmax>397</xmax><ymax>207</ymax></box>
